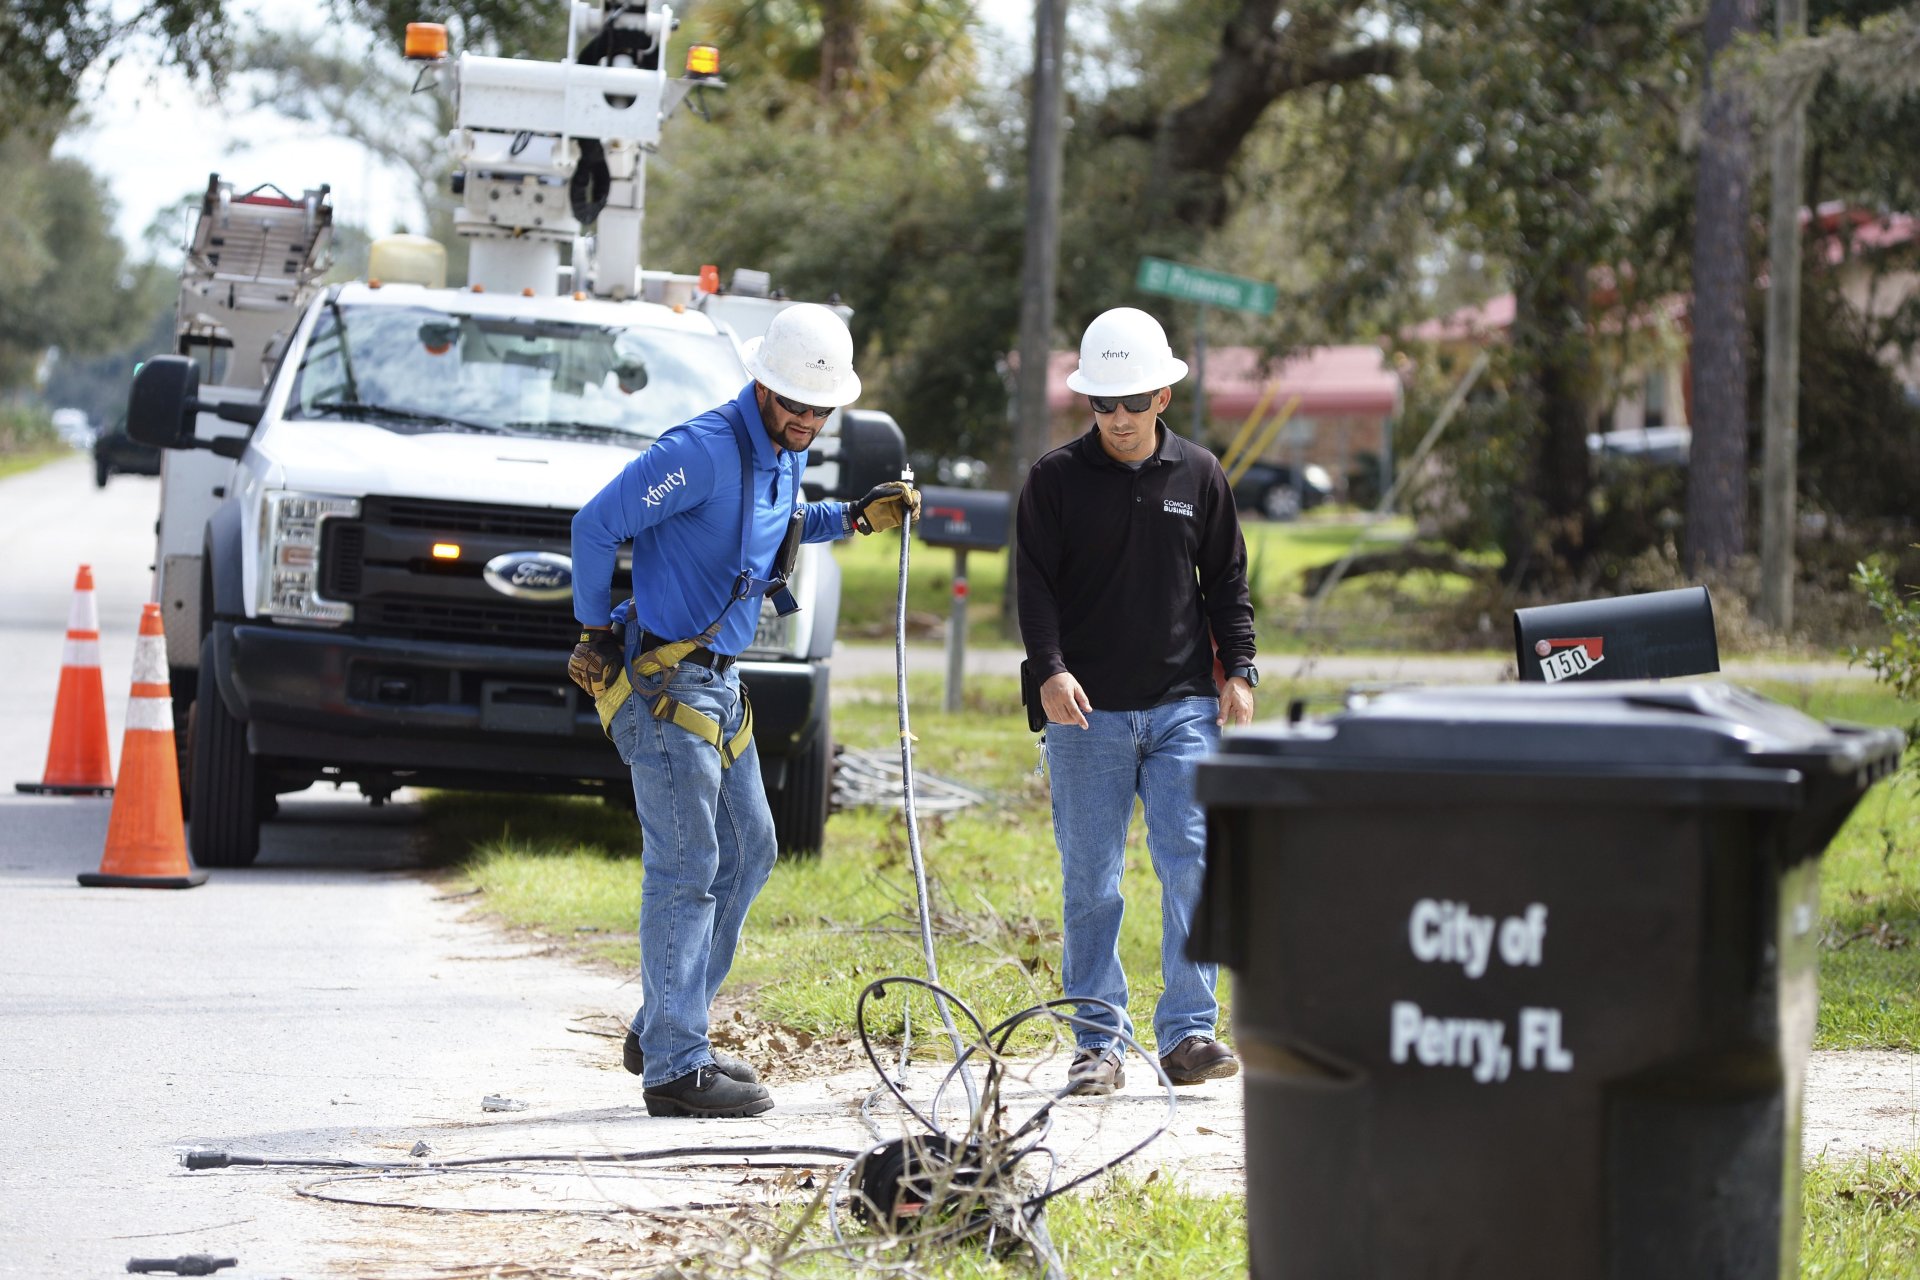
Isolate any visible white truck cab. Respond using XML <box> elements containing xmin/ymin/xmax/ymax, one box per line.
<box><xmin>126</xmin><ymin>4</ymin><xmax>904</xmax><ymax>867</ymax></box>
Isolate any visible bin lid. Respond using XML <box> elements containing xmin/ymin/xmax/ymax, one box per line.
<box><xmin>1201</xmin><ymin>682</ymin><xmax>1904</xmax><ymax>812</ymax></box>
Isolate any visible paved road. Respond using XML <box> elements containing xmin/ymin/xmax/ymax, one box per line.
<box><xmin>0</xmin><ymin>459</ymin><xmax>642</xmax><ymax>1276</ymax></box>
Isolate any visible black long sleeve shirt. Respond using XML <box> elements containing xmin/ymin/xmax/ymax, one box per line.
<box><xmin>1016</xmin><ymin>421</ymin><xmax>1255</xmax><ymax>712</ymax></box>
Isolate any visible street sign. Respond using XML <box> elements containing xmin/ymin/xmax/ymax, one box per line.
<box><xmin>1136</xmin><ymin>256</ymin><xmax>1277</xmax><ymax>315</ymax></box>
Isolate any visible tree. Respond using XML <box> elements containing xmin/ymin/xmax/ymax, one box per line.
<box><xmin>1282</xmin><ymin>1</ymin><xmax>1695</xmax><ymax>585</ymax></box>
<box><xmin>1687</xmin><ymin>0</ymin><xmax>1760</xmax><ymax>575</ymax></box>
<box><xmin>0</xmin><ymin>134</ymin><xmax>159</xmax><ymax>391</ymax></box>
<box><xmin>0</xmin><ymin>0</ymin><xmax>227</xmax><ymax>119</ymax></box>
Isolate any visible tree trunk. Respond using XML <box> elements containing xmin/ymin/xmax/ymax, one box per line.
<box><xmin>1686</xmin><ymin>0</ymin><xmax>1759</xmax><ymax>573</ymax></box>
<box><xmin>817</xmin><ymin>0</ymin><xmax>861</xmax><ymax>103</ymax></box>
<box><xmin>1139</xmin><ymin>0</ymin><xmax>1398</xmax><ymax>231</ymax></box>
<box><xmin>1504</xmin><ymin>261</ymin><xmax>1598</xmax><ymax>587</ymax></box>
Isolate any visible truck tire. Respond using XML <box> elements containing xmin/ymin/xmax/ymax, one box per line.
<box><xmin>189</xmin><ymin>634</ymin><xmax>261</xmax><ymax>868</ymax></box>
<box><xmin>768</xmin><ymin>701</ymin><xmax>833</xmax><ymax>859</ymax></box>
<box><xmin>173</xmin><ymin>683</ymin><xmax>195</xmax><ymax>820</ymax></box>
<box><xmin>94</xmin><ymin>455</ymin><xmax>110</xmax><ymax>488</ymax></box>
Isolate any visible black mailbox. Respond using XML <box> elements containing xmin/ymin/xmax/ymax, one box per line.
<box><xmin>1514</xmin><ymin>586</ymin><xmax>1718</xmax><ymax>683</ymax></box>
<box><xmin>914</xmin><ymin>485</ymin><xmax>1010</xmax><ymax>551</ymax></box>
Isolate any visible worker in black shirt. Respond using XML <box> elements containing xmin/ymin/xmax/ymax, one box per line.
<box><xmin>1016</xmin><ymin>306</ymin><xmax>1257</xmax><ymax>1096</ymax></box>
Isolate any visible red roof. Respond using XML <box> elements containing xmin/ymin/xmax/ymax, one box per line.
<box><xmin>1046</xmin><ymin>344</ymin><xmax>1402</xmax><ymax>418</ymax></box>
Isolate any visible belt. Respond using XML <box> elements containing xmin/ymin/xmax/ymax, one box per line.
<box><xmin>639</xmin><ymin>631</ymin><xmax>737</xmax><ymax>673</ymax></box>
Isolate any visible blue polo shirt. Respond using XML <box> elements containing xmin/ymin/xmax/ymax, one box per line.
<box><xmin>571</xmin><ymin>382</ymin><xmax>852</xmax><ymax>655</ymax></box>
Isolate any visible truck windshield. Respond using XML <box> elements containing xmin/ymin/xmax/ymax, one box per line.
<box><xmin>284</xmin><ymin>303</ymin><xmax>747</xmax><ymax>442</ymax></box>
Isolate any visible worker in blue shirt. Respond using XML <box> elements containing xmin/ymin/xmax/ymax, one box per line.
<box><xmin>568</xmin><ymin>303</ymin><xmax>917</xmax><ymax>1117</ymax></box>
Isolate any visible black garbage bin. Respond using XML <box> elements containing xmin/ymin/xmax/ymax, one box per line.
<box><xmin>1191</xmin><ymin>682</ymin><xmax>1904</xmax><ymax>1280</ymax></box>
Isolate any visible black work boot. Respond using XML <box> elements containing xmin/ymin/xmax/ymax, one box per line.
<box><xmin>643</xmin><ymin>1065</ymin><xmax>775</xmax><ymax>1118</ymax></box>
<box><xmin>623</xmin><ymin>1031</ymin><xmax>759</xmax><ymax>1084</ymax></box>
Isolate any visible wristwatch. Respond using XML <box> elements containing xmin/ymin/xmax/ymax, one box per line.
<box><xmin>1227</xmin><ymin>664</ymin><xmax>1259</xmax><ymax>688</ymax></box>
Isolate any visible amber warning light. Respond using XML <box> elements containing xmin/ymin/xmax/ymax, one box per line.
<box><xmin>432</xmin><ymin>543</ymin><xmax>461</xmax><ymax>560</ymax></box>
<box><xmin>405</xmin><ymin>23</ymin><xmax>449</xmax><ymax>61</ymax></box>
<box><xmin>686</xmin><ymin>44</ymin><xmax>720</xmax><ymax>78</ymax></box>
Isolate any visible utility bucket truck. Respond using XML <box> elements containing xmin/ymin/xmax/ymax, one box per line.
<box><xmin>129</xmin><ymin>4</ymin><xmax>905</xmax><ymax>867</ymax></box>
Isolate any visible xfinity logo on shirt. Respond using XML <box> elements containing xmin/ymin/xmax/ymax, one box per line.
<box><xmin>1163</xmin><ymin>499</ymin><xmax>1194</xmax><ymax>518</ymax></box>
<box><xmin>641</xmin><ymin>468</ymin><xmax>688</xmax><ymax>508</ymax></box>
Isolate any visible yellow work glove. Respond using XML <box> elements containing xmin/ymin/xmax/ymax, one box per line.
<box><xmin>567</xmin><ymin>627</ymin><xmax>624</xmax><ymax>696</ymax></box>
<box><xmin>851</xmin><ymin>481</ymin><xmax>923</xmax><ymax>535</ymax></box>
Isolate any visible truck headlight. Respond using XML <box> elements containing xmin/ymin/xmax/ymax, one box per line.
<box><xmin>747</xmin><ymin>596</ymin><xmax>797</xmax><ymax>655</ymax></box>
<box><xmin>258</xmin><ymin>491</ymin><xmax>360</xmax><ymax>624</ymax></box>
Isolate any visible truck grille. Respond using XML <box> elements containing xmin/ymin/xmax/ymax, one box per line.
<box><xmin>321</xmin><ymin>496</ymin><xmax>580</xmax><ymax>648</ymax></box>
<box><xmin>381</xmin><ymin>497</ymin><xmax>574</xmax><ymax>541</ymax></box>
<box><xmin>358</xmin><ymin>599</ymin><xmax>578</xmax><ymax>648</ymax></box>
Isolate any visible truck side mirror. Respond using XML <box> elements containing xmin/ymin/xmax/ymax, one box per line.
<box><xmin>835</xmin><ymin>409</ymin><xmax>907</xmax><ymax>500</ymax></box>
<box><xmin>127</xmin><ymin>356</ymin><xmax>200</xmax><ymax>449</ymax></box>
<box><xmin>127</xmin><ymin>355</ymin><xmax>263</xmax><ymax>456</ymax></box>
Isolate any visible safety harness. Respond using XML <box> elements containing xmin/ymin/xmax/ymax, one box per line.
<box><xmin>593</xmin><ymin>407</ymin><xmax>803</xmax><ymax>766</ymax></box>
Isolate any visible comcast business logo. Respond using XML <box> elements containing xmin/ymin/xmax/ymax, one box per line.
<box><xmin>1163</xmin><ymin>499</ymin><xmax>1194</xmax><ymax>518</ymax></box>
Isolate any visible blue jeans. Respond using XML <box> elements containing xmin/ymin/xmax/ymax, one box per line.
<box><xmin>1044</xmin><ymin>697</ymin><xmax>1221</xmax><ymax>1055</ymax></box>
<box><xmin>611</xmin><ymin>663</ymin><xmax>778</xmax><ymax>1087</ymax></box>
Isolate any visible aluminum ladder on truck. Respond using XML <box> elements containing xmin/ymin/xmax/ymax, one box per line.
<box><xmin>177</xmin><ymin>175</ymin><xmax>335</xmax><ymax>390</ymax></box>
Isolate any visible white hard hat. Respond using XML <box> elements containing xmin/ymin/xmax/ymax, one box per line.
<box><xmin>1065</xmin><ymin>307</ymin><xmax>1188</xmax><ymax>397</ymax></box>
<box><xmin>746</xmin><ymin>303</ymin><xmax>862</xmax><ymax>408</ymax></box>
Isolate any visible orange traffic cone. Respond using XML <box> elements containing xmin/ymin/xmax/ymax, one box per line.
<box><xmin>17</xmin><ymin>565</ymin><xmax>115</xmax><ymax>796</ymax></box>
<box><xmin>79</xmin><ymin>603</ymin><xmax>206</xmax><ymax>888</ymax></box>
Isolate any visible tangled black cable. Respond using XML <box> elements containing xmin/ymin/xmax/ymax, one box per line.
<box><xmin>824</xmin><ymin>977</ymin><xmax>1180</xmax><ymax>1277</ymax></box>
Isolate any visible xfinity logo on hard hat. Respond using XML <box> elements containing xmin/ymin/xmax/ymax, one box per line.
<box><xmin>483</xmin><ymin>551</ymin><xmax>573</xmax><ymax>602</ymax></box>
<box><xmin>1101</xmin><ymin>350</ymin><xmax>1129</xmax><ymax>360</ymax></box>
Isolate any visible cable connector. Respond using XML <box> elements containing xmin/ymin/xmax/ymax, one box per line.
<box><xmin>126</xmin><ymin>1254</ymin><xmax>237</xmax><ymax>1275</ymax></box>
<box><xmin>179</xmin><ymin>1149</ymin><xmax>231</xmax><ymax>1170</ymax></box>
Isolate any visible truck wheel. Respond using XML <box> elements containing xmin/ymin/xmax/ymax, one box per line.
<box><xmin>768</xmin><ymin>701</ymin><xmax>833</xmax><ymax>859</ymax></box>
<box><xmin>189</xmin><ymin>635</ymin><xmax>261</xmax><ymax>868</ymax></box>
<box><xmin>173</xmin><ymin>684</ymin><xmax>195</xmax><ymax>820</ymax></box>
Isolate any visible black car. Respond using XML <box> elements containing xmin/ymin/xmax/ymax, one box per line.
<box><xmin>93</xmin><ymin>415</ymin><xmax>162</xmax><ymax>487</ymax></box>
<box><xmin>1229</xmin><ymin>460</ymin><xmax>1334</xmax><ymax>521</ymax></box>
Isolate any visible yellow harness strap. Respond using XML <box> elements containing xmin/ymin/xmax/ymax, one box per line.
<box><xmin>594</xmin><ymin>635</ymin><xmax>753</xmax><ymax>768</ymax></box>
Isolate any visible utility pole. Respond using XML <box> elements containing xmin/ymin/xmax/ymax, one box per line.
<box><xmin>1759</xmin><ymin>0</ymin><xmax>1807</xmax><ymax>631</ymax></box>
<box><xmin>1004</xmin><ymin>0</ymin><xmax>1066</xmax><ymax>640</ymax></box>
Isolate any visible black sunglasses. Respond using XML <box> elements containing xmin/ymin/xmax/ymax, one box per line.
<box><xmin>1088</xmin><ymin>391</ymin><xmax>1158</xmax><ymax>415</ymax></box>
<box><xmin>771</xmin><ymin>391</ymin><xmax>834</xmax><ymax>421</ymax></box>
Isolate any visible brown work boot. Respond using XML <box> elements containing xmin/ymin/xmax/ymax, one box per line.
<box><xmin>1159</xmin><ymin>1035</ymin><xmax>1240</xmax><ymax>1084</ymax></box>
<box><xmin>1066</xmin><ymin>1046</ymin><xmax>1125</xmax><ymax>1096</ymax></box>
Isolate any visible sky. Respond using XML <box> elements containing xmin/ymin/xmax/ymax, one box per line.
<box><xmin>55</xmin><ymin>0</ymin><xmax>1035</xmax><ymax>255</ymax></box>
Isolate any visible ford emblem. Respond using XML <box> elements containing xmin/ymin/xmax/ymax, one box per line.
<box><xmin>483</xmin><ymin>551</ymin><xmax>574</xmax><ymax>602</ymax></box>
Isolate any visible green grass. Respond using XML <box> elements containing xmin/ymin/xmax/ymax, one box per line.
<box><xmin>755</xmin><ymin>1174</ymin><xmax>1245</xmax><ymax>1279</ymax></box>
<box><xmin>1804</xmin><ymin>1151</ymin><xmax>1920</xmax><ymax>1278</ymax></box>
<box><xmin>1748</xmin><ymin>682</ymin><xmax>1920</xmax><ymax>1050</ymax></box>
<box><xmin>0</xmin><ymin>447</ymin><xmax>70</xmax><ymax>480</ymax></box>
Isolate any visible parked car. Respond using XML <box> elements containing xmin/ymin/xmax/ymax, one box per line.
<box><xmin>1587</xmin><ymin>424</ymin><xmax>1691</xmax><ymax>467</ymax></box>
<box><xmin>1229</xmin><ymin>459</ymin><xmax>1334</xmax><ymax>521</ymax></box>
<box><xmin>92</xmin><ymin>413</ymin><xmax>162</xmax><ymax>487</ymax></box>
